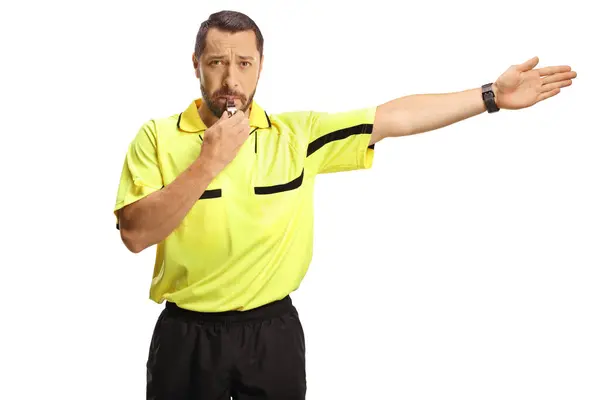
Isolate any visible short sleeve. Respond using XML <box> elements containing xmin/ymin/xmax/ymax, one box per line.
<box><xmin>305</xmin><ymin>107</ymin><xmax>376</xmax><ymax>175</ymax></box>
<box><xmin>113</xmin><ymin>121</ymin><xmax>163</xmax><ymax>222</ymax></box>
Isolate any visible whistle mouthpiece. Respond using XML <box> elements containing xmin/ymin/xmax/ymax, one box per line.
<box><xmin>226</xmin><ymin>100</ymin><xmax>237</xmax><ymax>116</ymax></box>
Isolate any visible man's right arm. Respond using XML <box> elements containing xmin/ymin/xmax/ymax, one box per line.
<box><xmin>115</xmin><ymin>109</ymin><xmax>250</xmax><ymax>254</ymax></box>
<box><xmin>118</xmin><ymin>158</ymin><xmax>217</xmax><ymax>253</ymax></box>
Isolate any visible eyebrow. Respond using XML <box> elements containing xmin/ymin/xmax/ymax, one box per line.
<box><xmin>206</xmin><ymin>54</ymin><xmax>257</xmax><ymax>61</ymax></box>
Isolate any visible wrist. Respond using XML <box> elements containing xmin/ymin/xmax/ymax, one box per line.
<box><xmin>493</xmin><ymin>82</ymin><xmax>501</xmax><ymax>108</ymax></box>
<box><xmin>482</xmin><ymin>82</ymin><xmax>501</xmax><ymax>112</ymax></box>
<box><xmin>192</xmin><ymin>155</ymin><xmax>221</xmax><ymax>181</ymax></box>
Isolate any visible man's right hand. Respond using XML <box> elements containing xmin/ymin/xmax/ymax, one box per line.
<box><xmin>118</xmin><ymin>110</ymin><xmax>251</xmax><ymax>254</ymax></box>
<box><xmin>198</xmin><ymin>110</ymin><xmax>251</xmax><ymax>175</ymax></box>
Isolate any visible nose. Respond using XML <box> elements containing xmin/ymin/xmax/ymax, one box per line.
<box><xmin>222</xmin><ymin>64</ymin><xmax>239</xmax><ymax>91</ymax></box>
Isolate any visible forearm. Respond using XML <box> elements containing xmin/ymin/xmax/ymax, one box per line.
<box><xmin>378</xmin><ymin>85</ymin><xmax>497</xmax><ymax>138</ymax></box>
<box><xmin>119</xmin><ymin>158</ymin><xmax>218</xmax><ymax>253</ymax></box>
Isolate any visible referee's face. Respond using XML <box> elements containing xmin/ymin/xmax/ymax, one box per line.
<box><xmin>194</xmin><ymin>28</ymin><xmax>263</xmax><ymax>118</ymax></box>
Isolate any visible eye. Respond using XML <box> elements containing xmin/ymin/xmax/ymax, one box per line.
<box><xmin>240</xmin><ymin>61</ymin><xmax>251</xmax><ymax>68</ymax></box>
<box><xmin>210</xmin><ymin>60</ymin><xmax>223</xmax><ymax>66</ymax></box>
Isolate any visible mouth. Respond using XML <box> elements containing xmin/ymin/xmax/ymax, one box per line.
<box><xmin>218</xmin><ymin>95</ymin><xmax>241</xmax><ymax>101</ymax></box>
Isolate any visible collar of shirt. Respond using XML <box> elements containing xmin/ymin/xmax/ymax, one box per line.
<box><xmin>177</xmin><ymin>98</ymin><xmax>271</xmax><ymax>134</ymax></box>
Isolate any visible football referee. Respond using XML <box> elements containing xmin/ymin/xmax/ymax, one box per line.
<box><xmin>113</xmin><ymin>9</ymin><xmax>576</xmax><ymax>400</ymax></box>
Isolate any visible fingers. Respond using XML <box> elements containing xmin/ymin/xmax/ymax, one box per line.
<box><xmin>214</xmin><ymin>110</ymin><xmax>233</xmax><ymax>126</ymax></box>
<box><xmin>542</xmin><ymin>71</ymin><xmax>577</xmax><ymax>84</ymax></box>
<box><xmin>238</xmin><ymin>124</ymin><xmax>251</xmax><ymax>139</ymax></box>
<box><xmin>231</xmin><ymin>113</ymin><xmax>250</xmax><ymax>130</ymax></box>
<box><xmin>231</xmin><ymin>110</ymin><xmax>247</xmax><ymax>122</ymax></box>
<box><xmin>219</xmin><ymin>109</ymin><xmax>248</xmax><ymax>128</ymax></box>
<box><xmin>223</xmin><ymin>110</ymin><xmax>250</xmax><ymax>139</ymax></box>
<box><xmin>541</xmin><ymin>79</ymin><xmax>573</xmax><ymax>92</ymax></box>
<box><xmin>231</xmin><ymin>121</ymin><xmax>251</xmax><ymax>148</ymax></box>
<box><xmin>536</xmin><ymin>65</ymin><xmax>572</xmax><ymax>76</ymax></box>
<box><xmin>537</xmin><ymin>88</ymin><xmax>561</xmax><ymax>102</ymax></box>
<box><xmin>517</xmin><ymin>56</ymin><xmax>540</xmax><ymax>72</ymax></box>
<box><xmin>229</xmin><ymin>109</ymin><xmax>244</xmax><ymax>119</ymax></box>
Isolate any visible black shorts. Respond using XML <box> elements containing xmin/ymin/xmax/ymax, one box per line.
<box><xmin>146</xmin><ymin>295</ymin><xmax>306</xmax><ymax>399</ymax></box>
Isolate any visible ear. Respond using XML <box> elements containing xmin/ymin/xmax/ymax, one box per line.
<box><xmin>192</xmin><ymin>53</ymin><xmax>200</xmax><ymax>79</ymax></box>
<box><xmin>259</xmin><ymin>54</ymin><xmax>264</xmax><ymax>76</ymax></box>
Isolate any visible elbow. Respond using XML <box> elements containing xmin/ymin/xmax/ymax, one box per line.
<box><xmin>119</xmin><ymin>226</ymin><xmax>146</xmax><ymax>254</ymax></box>
<box><xmin>126</xmin><ymin>240</ymin><xmax>145</xmax><ymax>254</ymax></box>
<box><xmin>117</xmin><ymin>208</ymin><xmax>148</xmax><ymax>254</ymax></box>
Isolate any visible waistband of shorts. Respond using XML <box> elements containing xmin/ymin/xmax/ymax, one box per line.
<box><xmin>164</xmin><ymin>295</ymin><xmax>295</xmax><ymax>323</ymax></box>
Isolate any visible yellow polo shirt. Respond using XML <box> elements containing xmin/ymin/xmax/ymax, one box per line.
<box><xmin>114</xmin><ymin>98</ymin><xmax>376</xmax><ymax>312</ymax></box>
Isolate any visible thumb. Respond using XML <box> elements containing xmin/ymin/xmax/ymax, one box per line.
<box><xmin>217</xmin><ymin>110</ymin><xmax>230</xmax><ymax>123</ymax></box>
<box><xmin>517</xmin><ymin>56</ymin><xmax>539</xmax><ymax>72</ymax></box>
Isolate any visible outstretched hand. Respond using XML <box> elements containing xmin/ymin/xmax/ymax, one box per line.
<box><xmin>494</xmin><ymin>56</ymin><xmax>577</xmax><ymax>110</ymax></box>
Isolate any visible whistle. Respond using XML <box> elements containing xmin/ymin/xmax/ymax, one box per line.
<box><xmin>226</xmin><ymin>99</ymin><xmax>237</xmax><ymax>117</ymax></box>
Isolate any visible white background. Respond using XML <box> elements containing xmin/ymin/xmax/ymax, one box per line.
<box><xmin>1</xmin><ymin>0</ymin><xmax>599</xmax><ymax>399</ymax></box>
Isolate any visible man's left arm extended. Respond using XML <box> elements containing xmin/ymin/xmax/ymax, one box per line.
<box><xmin>369</xmin><ymin>56</ymin><xmax>577</xmax><ymax>145</ymax></box>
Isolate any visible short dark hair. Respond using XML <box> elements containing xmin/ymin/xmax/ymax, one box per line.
<box><xmin>194</xmin><ymin>10</ymin><xmax>264</xmax><ymax>59</ymax></box>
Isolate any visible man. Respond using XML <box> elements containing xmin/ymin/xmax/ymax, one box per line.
<box><xmin>113</xmin><ymin>9</ymin><xmax>576</xmax><ymax>400</ymax></box>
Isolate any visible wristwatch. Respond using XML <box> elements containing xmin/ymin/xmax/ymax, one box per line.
<box><xmin>482</xmin><ymin>83</ymin><xmax>500</xmax><ymax>113</ymax></box>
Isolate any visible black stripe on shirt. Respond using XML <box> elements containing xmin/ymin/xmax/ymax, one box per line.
<box><xmin>200</xmin><ymin>189</ymin><xmax>222</xmax><ymax>199</ymax></box>
<box><xmin>254</xmin><ymin>169</ymin><xmax>304</xmax><ymax>195</ymax></box>
<box><xmin>306</xmin><ymin>124</ymin><xmax>373</xmax><ymax>157</ymax></box>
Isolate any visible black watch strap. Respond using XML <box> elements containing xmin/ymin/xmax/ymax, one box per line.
<box><xmin>482</xmin><ymin>83</ymin><xmax>500</xmax><ymax>113</ymax></box>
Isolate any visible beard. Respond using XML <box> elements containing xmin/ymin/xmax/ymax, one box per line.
<box><xmin>201</xmin><ymin>84</ymin><xmax>256</xmax><ymax>118</ymax></box>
